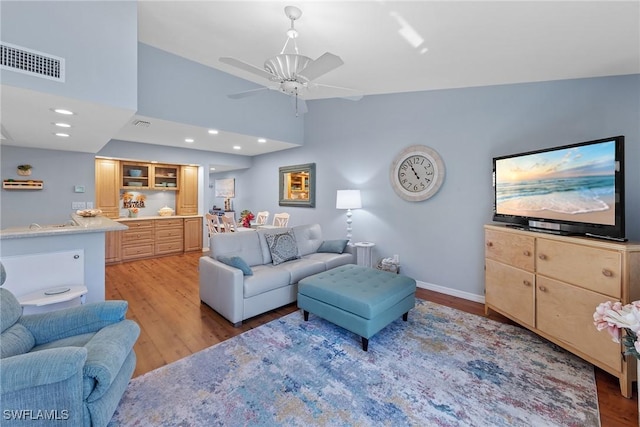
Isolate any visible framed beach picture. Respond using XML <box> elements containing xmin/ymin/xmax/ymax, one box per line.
<box><xmin>215</xmin><ymin>178</ymin><xmax>235</xmax><ymax>198</ymax></box>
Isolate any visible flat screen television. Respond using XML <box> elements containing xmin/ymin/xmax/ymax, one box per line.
<box><xmin>492</xmin><ymin>135</ymin><xmax>625</xmax><ymax>241</ymax></box>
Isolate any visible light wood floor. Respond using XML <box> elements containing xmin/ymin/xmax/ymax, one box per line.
<box><xmin>106</xmin><ymin>252</ymin><xmax>638</xmax><ymax>426</ymax></box>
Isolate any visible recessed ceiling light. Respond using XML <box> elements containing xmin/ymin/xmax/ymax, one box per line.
<box><xmin>55</xmin><ymin>132</ymin><xmax>70</xmax><ymax>137</ymax></box>
<box><xmin>208</xmin><ymin>129</ymin><xmax>219</xmax><ymax>135</ymax></box>
<box><xmin>185</xmin><ymin>138</ymin><xmax>194</xmax><ymax>143</ymax></box>
<box><xmin>258</xmin><ymin>138</ymin><xmax>267</xmax><ymax>143</ymax></box>
<box><xmin>52</xmin><ymin>108</ymin><xmax>74</xmax><ymax>115</ymax></box>
<box><xmin>150</xmin><ymin>161</ymin><xmax>158</xmax><ymax>164</ymax></box>
<box><xmin>233</xmin><ymin>145</ymin><xmax>241</xmax><ymax>150</ymax></box>
<box><xmin>54</xmin><ymin>122</ymin><xmax>71</xmax><ymax>128</ymax></box>
<box><xmin>210</xmin><ymin>167</ymin><xmax>216</xmax><ymax>171</ymax></box>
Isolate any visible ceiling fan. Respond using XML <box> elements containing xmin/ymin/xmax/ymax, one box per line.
<box><xmin>220</xmin><ymin>5</ymin><xmax>361</xmax><ymax>116</ymax></box>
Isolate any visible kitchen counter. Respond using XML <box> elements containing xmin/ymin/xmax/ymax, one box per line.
<box><xmin>116</xmin><ymin>214</ymin><xmax>202</xmax><ymax>221</ymax></box>
<box><xmin>0</xmin><ymin>214</ymin><xmax>127</xmax><ymax>239</ymax></box>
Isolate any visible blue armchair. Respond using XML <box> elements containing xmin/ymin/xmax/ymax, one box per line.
<box><xmin>0</xmin><ymin>288</ymin><xmax>140</xmax><ymax>427</ymax></box>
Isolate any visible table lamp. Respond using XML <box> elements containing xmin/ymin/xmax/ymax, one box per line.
<box><xmin>336</xmin><ymin>189</ymin><xmax>362</xmax><ymax>244</ymax></box>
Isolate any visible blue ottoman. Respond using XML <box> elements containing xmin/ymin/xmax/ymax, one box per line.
<box><xmin>298</xmin><ymin>264</ymin><xmax>416</xmax><ymax>351</ymax></box>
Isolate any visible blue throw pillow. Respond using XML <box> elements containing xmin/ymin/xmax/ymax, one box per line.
<box><xmin>264</xmin><ymin>230</ymin><xmax>299</xmax><ymax>265</ymax></box>
<box><xmin>317</xmin><ymin>239</ymin><xmax>349</xmax><ymax>254</ymax></box>
<box><xmin>217</xmin><ymin>256</ymin><xmax>253</xmax><ymax>276</ymax></box>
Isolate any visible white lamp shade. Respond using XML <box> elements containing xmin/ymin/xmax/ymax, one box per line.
<box><xmin>336</xmin><ymin>190</ymin><xmax>362</xmax><ymax>209</ymax></box>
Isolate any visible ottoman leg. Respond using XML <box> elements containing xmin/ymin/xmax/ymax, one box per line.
<box><xmin>362</xmin><ymin>337</ymin><xmax>369</xmax><ymax>352</ymax></box>
<box><xmin>403</xmin><ymin>312</ymin><xmax>409</xmax><ymax>321</ymax></box>
<box><xmin>303</xmin><ymin>310</ymin><xmax>309</xmax><ymax>321</ymax></box>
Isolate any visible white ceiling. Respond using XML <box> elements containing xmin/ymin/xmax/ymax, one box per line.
<box><xmin>2</xmin><ymin>1</ymin><xmax>639</xmax><ymax>163</ymax></box>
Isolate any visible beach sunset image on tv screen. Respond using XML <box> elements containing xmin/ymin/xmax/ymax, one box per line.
<box><xmin>495</xmin><ymin>141</ymin><xmax>616</xmax><ymax>226</ymax></box>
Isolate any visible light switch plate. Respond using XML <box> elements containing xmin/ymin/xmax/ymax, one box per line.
<box><xmin>72</xmin><ymin>202</ymin><xmax>86</xmax><ymax>210</ymax></box>
<box><xmin>74</xmin><ymin>185</ymin><xmax>85</xmax><ymax>193</ymax></box>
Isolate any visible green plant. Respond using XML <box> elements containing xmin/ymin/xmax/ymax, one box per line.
<box><xmin>17</xmin><ymin>164</ymin><xmax>32</xmax><ymax>171</ymax></box>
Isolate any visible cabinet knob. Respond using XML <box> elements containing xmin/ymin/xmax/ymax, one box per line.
<box><xmin>538</xmin><ymin>254</ymin><xmax>547</xmax><ymax>260</ymax></box>
<box><xmin>538</xmin><ymin>285</ymin><xmax>547</xmax><ymax>292</ymax></box>
<box><xmin>602</xmin><ymin>269</ymin><xmax>613</xmax><ymax>277</ymax></box>
<box><xmin>486</xmin><ymin>241</ymin><xmax>493</xmax><ymax>247</ymax></box>
<box><xmin>523</xmin><ymin>280</ymin><xmax>531</xmax><ymax>287</ymax></box>
<box><xmin>523</xmin><ymin>250</ymin><xmax>531</xmax><ymax>257</ymax></box>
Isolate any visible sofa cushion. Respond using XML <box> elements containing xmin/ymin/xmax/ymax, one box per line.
<box><xmin>243</xmin><ymin>265</ymin><xmax>292</xmax><ymax>298</ymax></box>
<box><xmin>265</xmin><ymin>230</ymin><xmax>300</xmax><ymax>265</ymax></box>
<box><xmin>305</xmin><ymin>252</ymin><xmax>355</xmax><ymax>270</ymax></box>
<box><xmin>278</xmin><ymin>258</ymin><xmax>326</xmax><ymax>284</ymax></box>
<box><xmin>317</xmin><ymin>239</ymin><xmax>349</xmax><ymax>254</ymax></box>
<box><xmin>210</xmin><ymin>231</ymin><xmax>264</xmax><ymax>267</ymax></box>
<box><xmin>218</xmin><ymin>256</ymin><xmax>253</xmax><ymax>276</ymax></box>
<box><xmin>293</xmin><ymin>224</ymin><xmax>323</xmax><ymax>256</ymax></box>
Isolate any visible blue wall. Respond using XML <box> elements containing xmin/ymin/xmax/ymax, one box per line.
<box><xmin>137</xmin><ymin>44</ymin><xmax>305</xmax><ymax>145</ymax></box>
<box><xmin>0</xmin><ymin>1</ymin><xmax>137</xmax><ymax>110</ymax></box>
<box><xmin>0</xmin><ymin>146</ymin><xmax>96</xmax><ymax>227</ymax></box>
<box><xmin>230</xmin><ymin>74</ymin><xmax>640</xmax><ymax>300</ymax></box>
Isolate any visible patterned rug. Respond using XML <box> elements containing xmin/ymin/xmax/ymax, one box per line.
<box><xmin>109</xmin><ymin>300</ymin><xmax>600</xmax><ymax>426</ymax></box>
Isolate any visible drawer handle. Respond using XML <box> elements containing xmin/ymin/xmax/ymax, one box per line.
<box><xmin>538</xmin><ymin>285</ymin><xmax>547</xmax><ymax>292</ymax></box>
<box><xmin>538</xmin><ymin>254</ymin><xmax>547</xmax><ymax>260</ymax></box>
<box><xmin>602</xmin><ymin>269</ymin><xmax>613</xmax><ymax>277</ymax></box>
<box><xmin>486</xmin><ymin>241</ymin><xmax>493</xmax><ymax>248</ymax></box>
<box><xmin>523</xmin><ymin>280</ymin><xmax>531</xmax><ymax>287</ymax></box>
<box><xmin>523</xmin><ymin>250</ymin><xmax>531</xmax><ymax>257</ymax></box>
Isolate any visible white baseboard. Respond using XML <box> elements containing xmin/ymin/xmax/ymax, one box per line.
<box><xmin>416</xmin><ymin>280</ymin><xmax>485</xmax><ymax>304</ymax></box>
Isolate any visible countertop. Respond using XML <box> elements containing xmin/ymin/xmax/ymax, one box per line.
<box><xmin>0</xmin><ymin>214</ymin><xmax>128</xmax><ymax>239</ymax></box>
<box><xmin>115</xmin><ymin>214</ymin><xmax>202</xmax><ymax>221</ymax></box>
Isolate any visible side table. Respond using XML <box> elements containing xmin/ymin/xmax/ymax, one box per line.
<box><xmin>353</xmin><ymin>242</ymin><xmax>375</xmax><ymax>268</ymax></box>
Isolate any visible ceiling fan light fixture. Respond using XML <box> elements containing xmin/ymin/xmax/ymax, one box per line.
<box><xmin>264</xmin><ymin>54</ymin><xmax>311</xmax><ymax>80</ymax></box>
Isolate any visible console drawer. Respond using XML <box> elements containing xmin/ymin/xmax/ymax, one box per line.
<box><xmin>536</xmin><ymin>239</ymin><xmax>621</xmax><ymax>298</ymax></box>
<box><xmin>485</xmin><ymin>228</ymin><xmax>534</xmax><ymax>272</ymax></box>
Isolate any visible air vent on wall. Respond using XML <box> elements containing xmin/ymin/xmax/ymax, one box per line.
<box><xmin>0</xmin><ymin>42</ymin><xmax>65</xmax><ymax>82</ymax></box>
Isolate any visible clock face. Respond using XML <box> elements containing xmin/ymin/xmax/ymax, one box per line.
<box><xmin>390</xmin><ymin>145</ymin><xmax>445</xmax><ymax>201</ymax></box>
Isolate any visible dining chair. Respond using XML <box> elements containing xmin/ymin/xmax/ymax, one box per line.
<box><xmin>255</xmin><ymin>211</ymin><xmax>269</xmax><ymax>225</ymax></box>
<box><xmin>272</xmin><ymin>212</ymin><xmax>290</xmax><ymax>227</ymax></box>
<box><xmin>220</xmin><ymin>215</ymin><xmax>236</xmax><ymax>232</ymax></box>
<box><xmin>205</xmin><ymin>213</ymin><xmax>220</xmax><ymax>237</ymax></box>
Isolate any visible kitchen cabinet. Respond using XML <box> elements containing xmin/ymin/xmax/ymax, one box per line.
<box><xmin>95</xmin><ymin>158</ymin><xmax>120</xmax><ymax>218</ymax></box>
<box><xmin>177</xmin><ymin>165</ymin><xmax>198</xmax><ymax>215</ymax></box>
<box><xmin>121</xmin><ymin>162</ymin><xmax>150</xmax><ymax>190</ymax></box>
<box><xmin>121</xmin><ymin>220</ymin><xmax>155</xmax><ymax>261</ymax></box>
<box><xmin>155</xmin><ymin>218</ymin><xmax>184</xmax><ymax>255</ymax></box>
<box><xmin>152</xmin><ymin>164</ymin><xmax>179</xmax><ymax>190</ymax></box>
<box><xmin>106</xmin><ymin>217</ymin><xmax>202</xmax><ymax>264</ymax></box>
<box><xmin>184</xmin><ymin>217</ymin><xmax>203</xmax><ymax>252</ymax></box>
<box><xmin>105</xmin><ymin>230</ymin><xmax>122</xmax><ymax>263</ymax></box>
<box><xmin>484</xmin><ymin>224</ymin><xmax>640</xmax><ymax>397</ymax></box>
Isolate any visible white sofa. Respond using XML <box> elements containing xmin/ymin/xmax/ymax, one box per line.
<box><xmin>199</xmin><ymin>224</ymin><xmax>354</xmax><ymax>326</ymax></box>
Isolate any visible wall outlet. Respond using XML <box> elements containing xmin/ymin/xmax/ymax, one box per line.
<box><xmin>72</xmin><ymin>202</ymin><xmax>86</xmax><ymax>210</ymax></box>
<box><xmin>86</xmin><ymin>202</ymin><xmax>94</xmax><ymax>209</ymax></box>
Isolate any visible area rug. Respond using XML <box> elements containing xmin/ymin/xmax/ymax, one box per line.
<box><xmin>108</xmin><ymin>299</ymin><xmax>600</xmax><ymax>426</ymax></box>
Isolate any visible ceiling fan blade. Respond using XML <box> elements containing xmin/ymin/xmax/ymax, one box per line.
<box><xmin>219</xmin><ymin>57</ymin><xmax>274</xmax><ymax>80</ymax></box>
<box><xmin>298</xmin><ymin>52</ymin><xmax>344</xmax><ymax>81</ymax></box>
<box><xmin>227</xmin><ymin>88</ymin><xmax>270</xmax><ymax>99</ymax></box>
<box><xmin>310</xmin><ymin>83</ymin><xmax>363</xmax><ymax>101</ymax></box>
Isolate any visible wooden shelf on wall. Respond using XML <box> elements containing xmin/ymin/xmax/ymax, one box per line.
<box><xmin>3</xmin><ymin>180</ymin><xmax>44</xmax><ymax>190</ymax></box>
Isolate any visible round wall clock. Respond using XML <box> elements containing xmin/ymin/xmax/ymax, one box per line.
<box><xmin>389</xmin><ymin>145</ymin><xmax>445</xmax><ymax>202</ymax></box>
